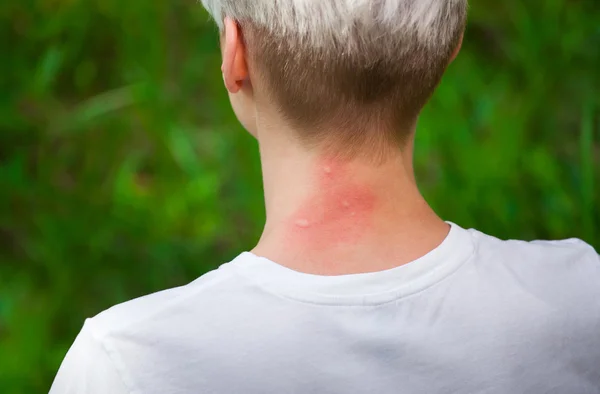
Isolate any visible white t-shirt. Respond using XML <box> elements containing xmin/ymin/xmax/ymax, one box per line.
<box><xmin>50</xmin><ymin>223</ymin><xmax>600</xmax><ymax>394</ymax></box>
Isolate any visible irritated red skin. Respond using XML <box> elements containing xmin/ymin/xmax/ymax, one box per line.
<box><xmin>287</xmin><ymin>157</ymin><xmax>377</xmax><ymax>250</ymax></box>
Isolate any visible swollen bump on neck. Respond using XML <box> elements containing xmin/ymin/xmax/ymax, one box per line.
<box><xmin>295</xmin><ymin>219</ymin><xmax>310</xmax><ymax>228</ymax></box>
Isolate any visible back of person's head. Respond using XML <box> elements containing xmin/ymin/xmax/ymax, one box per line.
<box><xmin>202</xmin><ymin>0</ymin><xmax>468</xmax><ymax>157</ymax></box>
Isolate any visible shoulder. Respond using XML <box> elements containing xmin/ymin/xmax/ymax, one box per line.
<box><xmin>50</xmin><ymin>320</ymin><xmax>131</xmax><ymax>393</ymax></box>
<box><xmin>89</xmin><ymin>259</ymin><xmax>242</xmax><ymax>339</ymax></box>
<box><xmin>88</xmin><ymin>263</ymin><xmax>244</xmax><ymax>340</ymax></box>
<box><xmin>469</xmin><ymin>228</ymin><xmax>598</xmax><ymax>268</ymax></box>
<box><xmin>466</xmin><ymin>228</ymin><xmax>600</xmax><ymax>298</ymax></box>
<box><xmin>51</xmin><ymin>257</ymin><xmax>250</xmax><ymax>393</ymax></box>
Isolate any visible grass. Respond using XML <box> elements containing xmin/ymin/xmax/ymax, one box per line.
<box><xmin>0</xmin><ymin>0</ymin><xmax>598</xmax><ymax>392</ymax></box>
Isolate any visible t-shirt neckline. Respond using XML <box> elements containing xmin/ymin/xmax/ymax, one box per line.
<box><xmin>231</xmin><ymin>222</ymin><xmax>475</xmax><ymax>306</ymax></box>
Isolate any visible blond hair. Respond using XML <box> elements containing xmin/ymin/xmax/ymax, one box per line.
<box><xmin>201</xmin><ymin>0</ymin><xmax>468</xmax><ymax>154</ymax></box>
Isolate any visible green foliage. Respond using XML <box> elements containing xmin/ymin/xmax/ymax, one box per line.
<box><xmin>0</xmin><ymin>0</ymin><xmax>598</xmax><ymax>392</ymax></box>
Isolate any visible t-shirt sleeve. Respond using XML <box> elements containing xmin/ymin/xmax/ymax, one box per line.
<box><xmin>49</xmin><ymin>320</ymin><xmax>130</xmax><ymax>394</ymax></box>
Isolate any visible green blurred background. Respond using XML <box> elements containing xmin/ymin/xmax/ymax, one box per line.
<box><xmin>1</xmin><ymin>0</ymin><xmax>599</xmax><ymax>392</ymax></box>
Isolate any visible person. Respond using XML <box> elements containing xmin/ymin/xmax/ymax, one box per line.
<box><xmin>50</xmin><ymin>1</ymin><xmax>600</xmax><ymax>393</ymax></box>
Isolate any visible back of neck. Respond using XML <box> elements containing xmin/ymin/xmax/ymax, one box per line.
<box><xmin>252</xmin><ymin>132</ymin><xmax>449</xmax><ymax>276</ymax></box>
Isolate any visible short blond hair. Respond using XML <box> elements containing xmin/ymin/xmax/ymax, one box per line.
<box><xmin>201</xmin><ymin>0</ymin><xmax>468</xmax><ymax>154</ymax></box>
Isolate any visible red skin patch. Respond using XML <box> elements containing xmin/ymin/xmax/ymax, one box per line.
<box><xmin>287</xmin><ymin>157</ymin><xmax>377</xmax><ymax>250</ymax></box>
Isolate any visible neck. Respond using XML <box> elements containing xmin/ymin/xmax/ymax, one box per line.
<box><xmin>252</xmin><ymin>128</ymin><xmax>449</xmax><ymax>276</ymax></box>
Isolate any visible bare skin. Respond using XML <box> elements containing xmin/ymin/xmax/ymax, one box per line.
<box><xmin>286</xmin><ymin>156</ymin><xmax>378</xmax><ymax>252</ymax></box>
<box><xmin>252</xmin><ymin>135</ymin><xmax>450</xmax><ymax>275</ymax></box>
<box><xmin>221</xmin><ymin>18</ymin><xmax>453</xmax><ymax>276</ymax></box>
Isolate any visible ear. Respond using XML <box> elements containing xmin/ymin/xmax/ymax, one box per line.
<box><xmin>221</xmin><ymin>17</ymin><xmax>249</xmax><ymax>94</ymax></box>
<box><xmin>450</xmin><ymin>32</ymin><xmax>464</xmax><ymax>63</ymax></box>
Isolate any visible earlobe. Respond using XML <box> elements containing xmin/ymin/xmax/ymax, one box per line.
<box><xmin>221</xmin><ymin>17</ymin><xmax>248</xmax><ymax>94</ymax></box>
